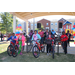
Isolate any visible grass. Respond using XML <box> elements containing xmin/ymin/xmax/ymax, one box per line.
<box><xmin>0</xmin><ymin>43</ymin><xmax>75</xmax><ymax>62</ymax></box>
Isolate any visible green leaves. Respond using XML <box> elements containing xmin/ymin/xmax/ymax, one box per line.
<box><xmin>0</xmin><ymin>12</ymin><xmax>13</xmax><ymax>33</ymax></box>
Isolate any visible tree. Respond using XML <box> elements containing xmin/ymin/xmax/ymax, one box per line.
<box><xmin>0</xmin><ymin>12</ymin><xmax>18</xmax><ymax>34</ymax></box>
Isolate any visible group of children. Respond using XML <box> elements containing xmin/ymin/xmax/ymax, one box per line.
<box><xmin>7</xmin><ymin>29</ymin><xmax>70</xmax><ymax>55</ymax></box>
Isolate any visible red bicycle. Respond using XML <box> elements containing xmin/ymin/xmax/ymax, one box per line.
<box><xmin>32</xmin><ymin>39</ymin><xmax>45</xmax><ymax>58</ymax></box>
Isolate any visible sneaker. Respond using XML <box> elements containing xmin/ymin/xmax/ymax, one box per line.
<box><xmin>34</xmin><ymin>53</ymin><xmax>37</xmax><ymax>55</ymax></box>
<box><xmin>20</xmin><ymin>52</ymin><xmax>23</xmax><ymax>55</ymax></box>
<box><xmin>47</xmin><ymin>53</ymin><xmax>49</xmax><ymax>56</ymax></box>
<box><xmin>49</xmin><ymin>53</ymin><xmax>51</xmax><ymax>55</ymax></box>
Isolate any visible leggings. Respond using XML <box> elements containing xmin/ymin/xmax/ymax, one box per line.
<box><xmin>47</xmin><ymin>44</ymin><xmax>51</xmax><ymax>53</ymax></box>
<box><xmin>18</xmin><ymin>41</ymin><xmax>22</xmax><ymax>54</ymax></box>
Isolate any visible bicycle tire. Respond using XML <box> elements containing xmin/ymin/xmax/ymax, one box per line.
<box><xmin>7</xmin><ymin>44</ymin><xmax>14</xmax><ymax>56</ymax></box>
<box><xmin>12</xmin><ymin>45</ymin><xmax>18</xmax><ymax>57</ymax></box>
<box><xmin>41</xmin><ymin>45</ymin><xmax>45</xmax><ymax>53</ymax></box>
<box><xmin>32</xmin><ymin>45</ymin><xmax>40</xmax><ymax>58</ymax></box>
<box><xmin>52</xmin><ymin>45</ymin><xmax>54</xmax><ymax>59</ymax></box>
<box><xmin>26</xmin><ymin>44</ymin><xmax>33</xmax><ymax>53</ymax></box>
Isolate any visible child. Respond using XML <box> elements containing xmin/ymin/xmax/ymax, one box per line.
<box><xmin>7</xmin><ymin>33</ymin><xmax>16</xmax><ymax>46</ymax></box>
<box><xmin>15</xmin><ymin>32</ymin><xmax>25</xmax><ymax>55</ymax></box>
<box><xmin>32</xmin><ymin>30</ymin><xmax>41</xmax><ymax>55</ymax></box>
<box><xmin>61</xmin><ymin>31</ymin><xmax>68</xmax><ymax>54</ymax></box>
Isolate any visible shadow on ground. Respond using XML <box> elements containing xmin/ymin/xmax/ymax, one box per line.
<box><xmin>0</xmin><ymin>51</ymin><xmax>75</xmax><ymax>62</ymax></box>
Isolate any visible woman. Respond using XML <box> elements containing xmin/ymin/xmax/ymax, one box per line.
<box><xmin>46</xmin><ymin>30</ymin><xmax>55</xmax><ymax>55</ymax></box>
<box><xmin>15</xmin><ymin>32</ymin><xmax>25</xmax><ymax>55</ymax></box>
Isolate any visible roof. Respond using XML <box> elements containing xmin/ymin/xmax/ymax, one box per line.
<box><xmin>10</xmin><ymin>12</ymin><xmax>75</xmax><ymax>21</ymax></box>
<box><xmin>58</xmin><ymin>18</ymin><xmax>67</xmax><ymax>23</ymax></box>
<box><xmin>63</xmin><ymin>21</ymin><xmax>72</xmax><ymax>25</ymax></box>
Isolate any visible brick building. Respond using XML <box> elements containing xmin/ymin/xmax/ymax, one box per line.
<box><xmin>37</xmin><ymin>19</ymin><xmax>51</xmax><ymax>30</ymax></box>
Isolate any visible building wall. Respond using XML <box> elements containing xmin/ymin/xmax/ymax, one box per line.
<box><xmin>51</xmin><ymin>21</ymin><xmax>58</xmax><ymax>32</ymax></box>
<box><xmin>37</xmin><ymin>19</ymin><xmax>51</xmax><ymax>30</ymax></box>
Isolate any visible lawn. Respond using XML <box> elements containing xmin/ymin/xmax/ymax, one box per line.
<box><xmin>0</xmin><ymin>43</ymin><xmax>75</xmax><ymax>62</ymax></box>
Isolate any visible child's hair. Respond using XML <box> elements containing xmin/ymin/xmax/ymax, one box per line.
<box><xmin>34</xmin><ymin>30</ymin><xmax>37</xmax><ymax>32</ymax></box>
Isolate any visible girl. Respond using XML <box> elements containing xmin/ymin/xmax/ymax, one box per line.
<box><xmin>61</xmin><ymin>31</ymin><xmax>68</xmax><ymax>54</ymax></box>
<box><xmin>32</xmin><ymin>30</ymin><xmax>41</xmax><ymax>55</ymax></box>
<box><xmin>46</xmin><ymin>30</ymin><xmax>55</xmax><ymax>55</ymax></box>
<box><xmin>15</xmin><ymin>32</ymin><xmax>25</xmax><ymax>55</ymax></box>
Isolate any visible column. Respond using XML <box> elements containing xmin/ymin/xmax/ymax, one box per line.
<box><xmin>13</xmin><ymin>16</ymin><xmax>16</xmax><ymax>33</ymax></box>
<box><xmin>33</xmin><ymin>18</ymin><xmax>35</xmax><ymax>31</ymax></box>
<box><xmin>25</xmin><ymin>20</ymin><xmax>28</xmax><ymax>35</ymax></box>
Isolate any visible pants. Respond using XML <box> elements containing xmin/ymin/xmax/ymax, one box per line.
<box><xmin>62</xmin><ymin>41</ymin><xmax>67</xmax><ymax>54</ymax></box>
<box><xmin>47</xmin><ymin>44</ymin><xmax>51</xmax><ymax>53</ymax></box>
<box><xmin>1</xmin><ymin>37</ymin><xmax>3</xmax><ymax>41</ymax></box>
<box><xmin>67</xmin><ymin>39</ymin><xmax>70</xmax><ymax>45</ymax></box>
<box><xmin>18</xmin><ymin>41</ymin><xmax>22</xmax><ymax>54</ymax></box>
<box><xmin>41</xmin><ymin>37</ymin><xmax>44</xmax><ymax>44</ymax></box>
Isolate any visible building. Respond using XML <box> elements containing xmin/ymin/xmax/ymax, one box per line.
<box><xmin>37</xmin><ymin>19</ymin><xmax>51</xmax><ymax>30</ymax></box>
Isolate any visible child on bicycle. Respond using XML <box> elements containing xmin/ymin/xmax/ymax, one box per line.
<box><xmin>32</xmin><ymin>30</ymin><xmax>41</xmax><ymax>55</ymax></box>
<box><xmin>7</xmin><ymin>33</ymin><xmax>16</xmax><ymax>46</ymax></box>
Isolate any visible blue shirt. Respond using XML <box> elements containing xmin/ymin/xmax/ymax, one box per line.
<box><xmin>7</xmin><ymin>36</ymin><xmax>16</xmax><ymax>43</ymax></box>
<box><xmin>51</xmin><ymin>31</ymin><xmax>56</xmax><ymax>35</ymax></box>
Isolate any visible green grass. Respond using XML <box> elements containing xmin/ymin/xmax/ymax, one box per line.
<box><xmin>0</xmin><ymin>43</ymin><xmax>75</xmax><ymax>62</ymax></box>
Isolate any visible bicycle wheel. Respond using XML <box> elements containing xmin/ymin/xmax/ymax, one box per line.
<box><xmin>7</xmin><ymin>44</ymin><xmax>14</xmax><ymax>56</ymax></box>
<box><xmin>41</xmin><ymin>45</ymin><xmax>45</xmax><ymax>53</ymax></box>
<box><xmin>26</xmin><ymin>43</ymin><xmax>33</xmax><ymax>53</ymax></box>
<box><xmin>12</xmin><ymin>45</ymin><xmax>18</xmax><ymax>57</ymax></box>
<box><xmin>32</xmin><ymin>45</ymin><xmax>40</xmax><ymax>58</ymax></box>
<box><xmin>52</xmin><ymin>45</ymin><xmax>55</xmax><ymax>59</ymax></box>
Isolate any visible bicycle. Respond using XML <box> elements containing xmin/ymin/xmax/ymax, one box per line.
<box><xmin>7</xmin><ymin>40</ymin><xmax>19</xmax><ymax>57</ymax></box>
<box><xmin>32</xmin><ymin>39</ymin><xmax>45</xmax><ymax>58</ymax></box>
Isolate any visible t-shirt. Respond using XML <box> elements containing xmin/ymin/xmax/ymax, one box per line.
<box><xmin>33</xmin><ymin>34</ymin><xmax>38</xmax><ymax>40</ymax></box>
<box><xmin>49</xmin><ymin>35</ymin><xmax>51</xmax><ymax>38</ymax></box>
<box><xmin>38</xmin><ymin>31</ymin><xmax>44</xmax><ymax>37</ymax></box>
<box><xmin>61</xmin><ymin>34</ymin><xmax>68</xmax><ymax>42</ymax></box>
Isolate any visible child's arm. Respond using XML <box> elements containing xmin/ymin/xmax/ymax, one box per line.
<box><xmin>7</xmin><ymin>36</ymin><xmax>12</xmax><ymax>41</ymax></box>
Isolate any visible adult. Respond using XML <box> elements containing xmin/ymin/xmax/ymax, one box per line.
<box><xmin>1</xmin><ymin>33</ymin><xmax>3</xmax><ymax>41</ymax></box>
<box><xmin>66</xmin><ymin>30</ymin><xmax>71</xmax><ymax>45</ymax></box>
<box><xmin>38</xmin><ymin>29</ymin><xmax>44</xmax><ymax>44</ymax></box>
<box><xmin>44</xmin><ymin>29</ymin><xmax>49</xmax><ymax>43</ymax></box>
<box><xmin>29</xmin><ymin>30</ymin><xmax>33</xmax><ymax>42</ymax></box>
<box><xmin>60</xmin><ymin>31</ymin><xmax>68</xmax><ymax>54</ymax></box>
<box><xmin>51</xmin><ymin>29</ymin><xmax>56</xmax><ymax>35</ymax></box>
<box><xmin>46</xmin><ymin>30</ymin><xmax>55</xmax><ymax>55</ymax></box>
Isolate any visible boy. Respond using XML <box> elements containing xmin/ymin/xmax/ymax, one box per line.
<box><xmin>7</xmin><ymin>33</ymin><xmax>16</xmax><ymax>46</ymax></box>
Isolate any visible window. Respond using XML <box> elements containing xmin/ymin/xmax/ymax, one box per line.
<box><xmin>46</xmin><ymin>23</ymin><xmax>48</xmax><ymax>25</ymax></box>
<box><xmin>55</xmin><ymin>23</ymin><xmax>57</xmax><ymax>25</ymax></box>
<box><xmin>31</xmin><ymin>24</ymin><xmax>33</xmax><ymax>26</ymax></box>
<box><xmin>35</xmin><ymin>24</ymin><xmax>37</xmax><ymax>26</ymax></box>
<box><xmin>55</xmin><ymin>28</ymin><xmax>57</xmax><ymax>30</ymax></box>
<box><xmin>51</xmin><ymin>23</ymin><xmax>53</xmax><ymax>25</ymax></box>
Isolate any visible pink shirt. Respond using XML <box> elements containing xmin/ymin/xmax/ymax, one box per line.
<box><xmin>38</xmin><ymin>31</ymin><xmax>44</xmax><ymax>37</ymax></box>
<box><xmin>49</xmin><ymin>35</ymin><xmax>51</xmax><ymax>38</ymax></box>
<box><xmin>33</xmin><ymin>34</ymin><xmax>38</xmax><ymax>40</ymax></box>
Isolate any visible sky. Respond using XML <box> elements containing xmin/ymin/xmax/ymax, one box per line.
<box><xmin>16</xmin><ymin>15</ymin><xmax>75</xmax><ymax>22</ymax></box>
